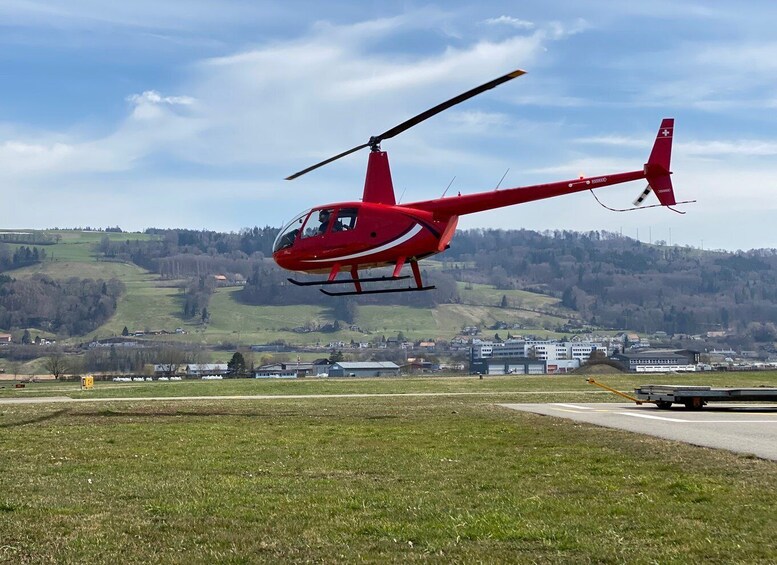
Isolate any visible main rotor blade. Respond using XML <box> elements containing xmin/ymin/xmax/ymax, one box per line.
<box><xmin>285</xmin><ymin>142</ymin><xmax>369</xmax><ymax>181</ymax></box>
<box><xmin>375</xmin><ymin>68</ymin><xmax>526</xmax><ymax>142</ymax></box>
<box><xmin>284</xmin><ymin>68</ymin><xmax>526</xmax><ymax>181</ymax></box>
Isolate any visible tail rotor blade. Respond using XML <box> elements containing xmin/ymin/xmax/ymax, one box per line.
<box><xmin>633</xmin><ymin>184</ymin><xmax>652</xmax><ymax>206</ymax></box>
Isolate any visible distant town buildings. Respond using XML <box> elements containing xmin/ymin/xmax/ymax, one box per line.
<box><xmin>469</xmin><ymin>338</ymin><xmax>607</xmax><ymax>375</ymax></box>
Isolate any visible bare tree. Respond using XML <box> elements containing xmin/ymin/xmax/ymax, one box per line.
<box><xmin>6</xmin><ymin>360</ymin><xmax>21</xmax><ymax>381</ymax></box>
<box><xmin>190</xmin><ymin>344</ymin><xmax>212</xmax><ymax>366</ymax></box>
<box><xmin>155</xmin><ymin>347</ymin><xmax>187</xmax><ymax>377</ymax></box>
<box><xmin>241</xmin><ymin>349</ymin><xmax>255</xmax><ymax>374</ymax></box>
<box><xmin>44</xmin><ymin>352</ymin><xmax>69</xmax><ymax>380</ymax></box>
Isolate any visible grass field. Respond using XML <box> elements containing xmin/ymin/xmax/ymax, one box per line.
<box><xmin>3</xmin><ymin>371</ymin><xmax>777</xmax><ymax>400</ymax></box>
<box><xmin>457</xmin><ymin>282</ymin><xmax>560</xmax><ymax>310</ymax></box>
<box><xmin>1</xmin><ymin>373</ymin><xmax>776</xmax><ymax>562</ymax></box>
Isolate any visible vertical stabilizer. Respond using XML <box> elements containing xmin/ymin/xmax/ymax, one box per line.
<box><xmin>363</xmin><ymin>151</ymin><xmax>396</xmax><ymax>205</ymax></box>
<box><xmin>645</xmin><ymin>118</ymin><xmax>676</xmax><ymax>206</ymax></box>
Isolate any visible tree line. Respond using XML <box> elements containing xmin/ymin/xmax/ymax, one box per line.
<box><xmin>0</xmin><ymin>244</ymin><xmax>48</xmax><ymax>271</ymax></box>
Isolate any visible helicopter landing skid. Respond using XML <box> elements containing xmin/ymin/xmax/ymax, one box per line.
<box><xmin>288</xmin><ymin>275</ymin><xmax>434</xmax><ymax>296</ymax></box>
<box><xmin>288</xmin><ymin>259</ymin><xmax>435</xmax><ymax>296</ymax></box>
<box><xmin>320</xmin><ymin>284</ymin><xmax>436</xmax><ymax>297</ymax></box>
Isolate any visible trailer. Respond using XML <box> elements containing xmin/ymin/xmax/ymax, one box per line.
<box><xmin>634</xmin><ymin>384</ymin><xmax>777</xmax><ymax>410</ymax></box>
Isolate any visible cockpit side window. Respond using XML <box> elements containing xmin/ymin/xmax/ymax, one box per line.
<box><xmin>302</xmin><ymin>208</ymin><xmax>335</xmax><ymax>238</ymax></box>
<box><xmin>333</xmin><ymin>207</ymin><xmax>358</xmax><ymax>232</ymax></box>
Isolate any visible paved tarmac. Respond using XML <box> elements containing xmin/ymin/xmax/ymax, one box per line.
<box><xmin>501</xmin><ymin>402</ymin><xmax>777</xmax><ymax>461</ymax></box>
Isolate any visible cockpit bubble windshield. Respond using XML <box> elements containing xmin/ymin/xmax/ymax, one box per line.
<box><xmin>273</xmin><ymin>209</ymin><xmax>310</xmax><ymax>252</ymax></box>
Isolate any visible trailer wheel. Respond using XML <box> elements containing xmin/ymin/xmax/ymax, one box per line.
<box><xmin>656</xmin><ymin>400</ymin><xmax>672</xmax><ymax>410</ymax></box>
<box><xmin>684</xmin><ymin>397</ymin><xmax>704</xmax><ymax>410</ymax></box>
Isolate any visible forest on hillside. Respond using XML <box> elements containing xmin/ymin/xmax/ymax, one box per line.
<box><xmin>441</xmin><ymin>229</ymin><xmax>777</xmax><ymax>341</ymax></box>
<box><xmin>1</xmin><ymin>241</ymin><xmax>123</xmax><ymax>336</ymax></box>
<box><xmin>0</xmin><ymin>274</ymin><xmax>124</xmax><ymax>335</ymax></box>
<box><xmin>92</xmin><ymin>227</ymin><xmax>777</xmax><ymax>343</ymax></box>
<box><xmin>2</xmin><ymin>226</ymin><xmax>777</xmax><ymax>345</ymax></box>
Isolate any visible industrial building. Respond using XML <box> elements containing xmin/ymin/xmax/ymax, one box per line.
<box><xmin>470</xmin><ymin>357</ymin><xmax>547</xmax><ymax>375</ymax></box>
<box><xmin>610</xmin><ymin>351</ymin><xmax>698</xmax><ymax>372</ymax></box>
<box><xmin>327</xmin><ymin>361</ymin><xmax>400</xmax><ymax>377</ymax></box>
<box><xmin>470</xmin><ymin>339</ymin><xmax>606</xmax><ymax>374</ymax></box>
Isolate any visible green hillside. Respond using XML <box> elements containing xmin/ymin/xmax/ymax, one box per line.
<box><xmin>2</xmin><ymin>230</ymin><xmax>578</xmax><ymax>345</ymax></box>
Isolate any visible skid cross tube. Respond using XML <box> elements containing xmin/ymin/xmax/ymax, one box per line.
<box><xmin>287</xmin><ymin>275</ymin><xmax>411</xmax><ymax>287</ymax></box>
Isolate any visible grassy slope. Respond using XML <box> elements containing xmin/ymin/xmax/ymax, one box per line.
<box><xmin>1</xmin><ymin>373</ymin><xmax>776</xmax><ymax>563</ymax></box>
<box><xmin>1</xmin><ymin>231</ymin><xmax>579</xmax><ymax>347</ymax></box>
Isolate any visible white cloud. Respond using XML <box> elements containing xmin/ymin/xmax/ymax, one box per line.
<box><xmin>0</xmin><ymin>86</ymin><xmax>205</xmax><ymax>178</ymax></box>
<box><xmin>446</xmin><ymin>110</ymin><xmax>512</xmax><ymax>129</ymax></box>
<box><xmin>692</xmin><ymin>42</ymin><xmax>777</xmax><ymax>73</ymax></box>
<box><xmin>682</xmin><ymin>140</ymin><xmax>777</xmax><ymax>157</ymax></box>
<box><xmin>0</xmin><ymin>0</ymin><xmax>284</xmax><ymax>32</ymax></box>
<box><xmin>0</xmin><ymin>13</ymin><xmax>566</xmax><ymax>213</ymax></box>
<box><xmin>177</xmin><ymin>18</ymin><xmax>563</xmax><ymax>175</ymax></box>
<box><xmin>0</xmin><ymin>140</ymin><xmax>74</xmax><ymax>172</ymax></box>
<box><xmin>484</xmin><ymin>16</ymin><xmax>535</xmax><ymax>29</ymax></box>
<box><xmin>543</xmin><ymin>18</ymin><xmax>589</xmax><ymax>40</ymax></box>
<box><xmin>126</xmin><ymin>91</ymin><xmax>195</xmax><ymax>106</ymax></box>
<box><xmin>0</xmin><ymin>136</ymin><xmax>130</xmax><ymax>175</ymax></box>
<box><xmin>574</xmin><ymin>135</ymin><xmax>646</xmax><ymax>149</ymax></box>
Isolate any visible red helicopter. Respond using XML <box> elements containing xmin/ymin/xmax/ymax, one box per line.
<box><xmin>274</xmin><ymin>69</ymin><xmax>682</xmax><ymax>296</ymax></box>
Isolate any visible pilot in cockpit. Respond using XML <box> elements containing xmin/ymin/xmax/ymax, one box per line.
<box><xmin>317</xmin><ymin>209</ymin><xmax>331</xmax><ymax>233</ymax></box>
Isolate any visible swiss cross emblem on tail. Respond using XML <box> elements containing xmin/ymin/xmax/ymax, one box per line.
<box><xmin>633</xmin><ymin>118</ymin><xmax>677</xmax><ymax>206</ymax></box>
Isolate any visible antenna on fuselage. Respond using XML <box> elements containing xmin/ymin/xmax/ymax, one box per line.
<box><xmin>441</xmin><ymin>176</ymin><xmax>456</xmax><ymax>198</ymax></box>
<box><xmin>495</xmin><ymin>168</ymin><xmax>509</xmax><ymax>190</ymax></box>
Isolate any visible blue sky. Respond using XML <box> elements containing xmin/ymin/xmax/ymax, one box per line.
<box><xmin>1</xmin><ymin>1</ymin><xmax>776</xmax><ymax>251</ymax></box>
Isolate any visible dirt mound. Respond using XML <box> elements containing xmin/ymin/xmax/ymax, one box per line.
<box><xmin>573</xmin><ymin>363</ymin><xmax>625</xmax><ymax>375</ymax></box>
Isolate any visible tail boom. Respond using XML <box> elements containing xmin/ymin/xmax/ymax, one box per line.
<box><xmin>405</xmin><ymin>117</ymin><xmax>677</xmax><ymax>218</ymax></box>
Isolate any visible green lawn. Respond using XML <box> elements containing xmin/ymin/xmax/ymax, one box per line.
<box><xmin>204</xmin><ymin>289</ymin><xmax>336</xmax><ymax>346</ymax></box>
<box><xmin>1</xmin><ymin>373</ymin><xmax>776</xmax><ymax>563</ymax></box>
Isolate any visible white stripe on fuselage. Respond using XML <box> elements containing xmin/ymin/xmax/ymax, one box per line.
<box><xmin>302</xmin><ymin>224</ymin><xmax>423</xmax><ymax>263</ymax></box>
